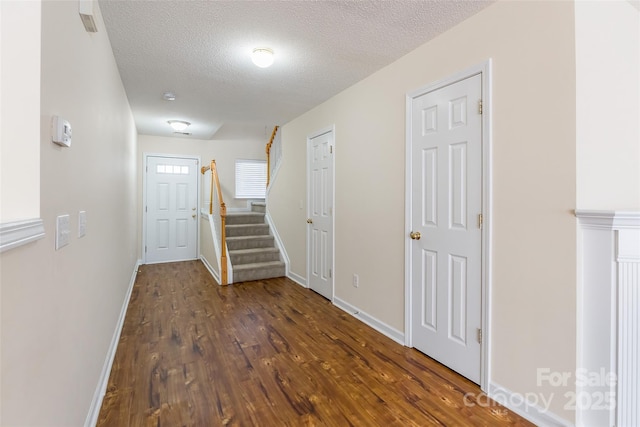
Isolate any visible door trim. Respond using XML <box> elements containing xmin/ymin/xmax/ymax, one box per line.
<box><xmin>404</xmin><ymin>60</ymin><xmax>492</xmax><ymax>391</ymax></box>
<box><xmin>142</xmin><ymin>153</ymin><xmax>201</xmax><ymax>264</ymax></box>
<box><xmin>306</xmin><ymin>125</ymin><xmax>336</xmax><ymax>300</ymax></box>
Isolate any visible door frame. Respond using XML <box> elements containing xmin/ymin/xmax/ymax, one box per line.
<box><xmin>306</xmin><ymin>125</ymin><xmax>336</xmax><ymax>300</ymax></box>
<box><xmin>404</xmin><ymin>60</ymin><xmax>492</xmax><ymax>391</ymax></box>
<box><xmin>142</xmin><ymin>153</ymin><xmax>201</xmax><ymax>264</ymax></box>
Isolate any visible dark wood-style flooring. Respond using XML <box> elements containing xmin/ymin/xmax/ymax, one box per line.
<box><xmin>97</xmin><ymin>260</ymin><xmax>533</xmax><ymax>426</ymax></box>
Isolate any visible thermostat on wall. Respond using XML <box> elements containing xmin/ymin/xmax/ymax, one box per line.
<box><xmin>52</xmin><ymin>115</ymin><xmax>72</xmax><ymax>147</ymax></box>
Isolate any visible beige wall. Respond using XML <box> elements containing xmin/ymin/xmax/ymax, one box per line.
<box><xmin>0</xmin><ymin>0</ymin><xmax>41</xmax><ymax>222</ymax></box>
<box><xmin>576</xmin><ymin>0</ymin><xmax>640</xmax><ymax>210</ymax></box>
<box><xmin>138</xmin><ymin>133</ymin><xmax>266</xmax><ymax>207</ymax></box>
<box><xmin>0</xmin><ymin>1</ymin><xmax>138</xmax><ymax>425</ymax></box>
<box><xmin>270</xmin><ymin>0</ymin><xmax>577</xmax><ymax>421</ymax></box>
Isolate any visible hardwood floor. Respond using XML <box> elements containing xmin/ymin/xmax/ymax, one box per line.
<box><xmin>97</xmin><ymin>260</ymin><xmax>533</xmax><ymax>426</ymax></box>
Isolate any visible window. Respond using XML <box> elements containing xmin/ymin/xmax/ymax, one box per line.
<box><xmin>156</xmin><ymin>164</ymin><xmax>189</xmax><ymax>174</ymax></box>
<box><xmin>235</xmin><ymin>159</ymin><xmax>266</xmax><ymax>199</ymax></box>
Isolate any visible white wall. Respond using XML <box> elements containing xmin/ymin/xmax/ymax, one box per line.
<box><xmin>0</xmin><ymin>1</ymin><xmax>138</xmax><ymax>425</ymax></box>
<box><xmin>270</xmin><ymin>0</ymin><xmax>577</xmax><ymax>422</ymax></box>
<box><xmin>576</xmin><ymin>0</ymin><xmax>640</xmax><ymax>210</ymax></box>
<box><xmin>0</xmin><ymin>0</ymin><xmax>41</xmax><ymax>222</ymax></box>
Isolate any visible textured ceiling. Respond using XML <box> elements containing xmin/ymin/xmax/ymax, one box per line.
<box><xmin>99</xmin><ymin>0</ymin><xmax>492</xmax><ymax>139</ymax></box>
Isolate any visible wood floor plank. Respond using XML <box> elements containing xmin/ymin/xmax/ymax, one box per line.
<box><xmin>97</xmin><ymin>260</ymin><xmax>534</xmax><ymax>426</ymax></box>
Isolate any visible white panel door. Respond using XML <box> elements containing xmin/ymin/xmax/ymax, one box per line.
<box><xmin>145</xmin><ymin>156</ymin><xmax>198</xmax><ymax>264</ymax></box>
<box><xmin>410</xmin><ymin>74</ymin><xmax>482</xmax><ymax>383</ymax></box>
<box><xmin>307</xmin><ymin>130</ymin><xmax>334</xmax><ymax>300</ymax></box>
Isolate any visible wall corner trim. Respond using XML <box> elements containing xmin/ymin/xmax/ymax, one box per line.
<box><xmin>0</xmin><ymin>218</ymin><xmax>45</xmax><ymax>253</ymax></box>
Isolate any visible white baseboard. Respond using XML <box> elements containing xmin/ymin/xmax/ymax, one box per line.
<box><xmin>287</xmin><ymin>271</ymin><xmax>307</xmax><ymax>287</ymax></box>
<box><xmin>333</xmin><ymin>296</ymin><xmax>405</xmax><ymax>345</ymax></box>
<box><xmin>84</xmin><ymin>259</ymin><xmax>141</xmax><ymax>427</ymax></box>
<box><xmin>488</xmin><ymin>382</ymin><xmax>574</xmax><ymax>427</ymax></box>
<box><xmin>200</xmin><ymin>255</ymin><xmax>220</xmax><ymax>284</ymax></box>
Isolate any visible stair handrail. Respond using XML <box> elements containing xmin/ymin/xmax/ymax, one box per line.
<box><xmin>265</xmin><ymin>125</ymin><xmax>279</xmax><ymax>187</ymax></box>
<box><xmin>201</xmin><ymin>160</ymin><xmax>228</xmax><ymax>285</ymax></box>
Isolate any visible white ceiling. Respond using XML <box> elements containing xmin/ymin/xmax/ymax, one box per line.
<box><xmin>98</xmin><ymin>0</ymin><xmax>492</xmax><ymax>140</ymax></box>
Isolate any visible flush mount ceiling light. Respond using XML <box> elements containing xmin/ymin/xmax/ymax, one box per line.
<box><xmin>162</xmin><ymin>92</ymin><xmax>176</xmax><ymax>101</ymax></box>
<box><xmin>251</xmin><ymin>48</ymin><xmax>275</xmax><ymax>68</ymax></box>
<box><xmin>167</xmin><ymin>120</ymin><xmax>190</xmax><ymax>131</ymax></box>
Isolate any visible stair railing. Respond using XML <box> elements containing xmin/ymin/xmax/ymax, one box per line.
<box><xmin>201</xmin><ymin>160</ymin><xmax>228</xmax><ymax>285</ymax></box>
<box><xmin>265</xmin><ymin>125</ymin><xmax>280</xmax><ymax>188</ymax></box>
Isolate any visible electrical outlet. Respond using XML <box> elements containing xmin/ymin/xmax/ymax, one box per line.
<box><xmin>56</xmin><ymin>214</ymin><xmax>70</xmax><ymax>250</ymax></box>
<box><xmin>352</xmin><ymin>274</ymin><xmax>359</xmax><ymax>288</ymax></box>
<box><xmin>78</xmin><ymin>210</ymin><xmax>87</xmax><ymax>237</ymax></box>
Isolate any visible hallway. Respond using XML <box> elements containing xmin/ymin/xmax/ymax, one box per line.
<box><xmin>97</xmin><ymin>261</ymin><xmax>532</xmax><ymax>426</ymax></box>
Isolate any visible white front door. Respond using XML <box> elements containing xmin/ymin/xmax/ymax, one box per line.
<box><xmin>307</xmin><ymin>129</ymin><xmax>334</xmax><ymax>300</ymax></box>
<box><xmin>409</xmin><ymin>74</ymin><xmax>483</xmax><ymax>383</ymax></box>
<box><xmin>145</xmin><ymin>156</ymin><xmax>199</xmax><ymax>264</ymax></box>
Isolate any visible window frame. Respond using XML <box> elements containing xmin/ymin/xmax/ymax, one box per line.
<box><xmin>235</xmin><ymin>159</ymin><xmax>267</xmax><ymax>199</ymax></box>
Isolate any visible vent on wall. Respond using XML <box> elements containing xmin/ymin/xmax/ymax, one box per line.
<box><xmin>79</xmin><ymin>0</ymin><xmax>98</xmax><ymax>33</ymax></box>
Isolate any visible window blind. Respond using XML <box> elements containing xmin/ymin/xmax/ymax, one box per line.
<box><xmin>235</xmin><ymin>159</ymin><xmax>266</xmax><ymax>199</ymax></box>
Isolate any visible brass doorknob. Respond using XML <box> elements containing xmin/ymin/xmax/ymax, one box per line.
<box><xmin>307</xmin><ymin>218</ymin><xmax>313</xmax><ymax>224</ymax></box>
<box><xmin>410</xmin><ymin>231</ymin><xmax>421</xmax><ymax>240</ymax></box>
<box><xmin>192</xmin><ymin>214</ymin><xmax>197</xmax><ymax>219</ymax></box>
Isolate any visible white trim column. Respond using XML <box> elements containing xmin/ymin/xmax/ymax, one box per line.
<box><xmin>576</xmin><ymin>210</ymin><xmax>640</xmax><ymax>427</ymax></box>
<box><xmin>616</xmin><ymin>228</ymin><xmax>640</xmax><ymax>427</ymax></box>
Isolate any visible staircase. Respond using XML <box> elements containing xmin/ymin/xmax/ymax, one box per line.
<box><xmin>226</xmin><ymin>202</ymin><xmax>285</xmax><ymax>282</ymax></box>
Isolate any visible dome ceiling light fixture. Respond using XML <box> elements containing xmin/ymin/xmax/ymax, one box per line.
<box><xmin>162</xmin><ymin>92</ymin><xmax>176</xmax><ymax>101</ymax></box>
<box><xmin>167</xmin><ymin>120</ymin><xmax>190</xmax><ymax>131</ymax></box>
<box><xmin>251</xmin><ymin>47</ymin><xmax>275</xmax><ymax>68</ymax></box>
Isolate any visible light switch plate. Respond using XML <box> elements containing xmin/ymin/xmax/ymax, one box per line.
<box><xmin>78</xmin><ymin>211</ymin><xmax>87</xmax><ymax>237</ymax></box>
<box><xmin>56</xmin><ymin>214</ymin><xmax>70</xmax><ymax>250</ymax></box>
